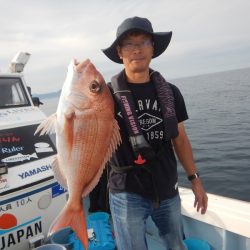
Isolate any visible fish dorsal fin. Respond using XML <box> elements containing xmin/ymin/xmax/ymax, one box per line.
<box><xmin>34</xmin><ymin>113</ymin><xmax>57</xmax><ymax>136</ymax></box>
<box><xmin>51</xmin><ymin>156</ymin><xmax>68</xmax><ymax>190</ymax></box>
<box><xmin>81</xmin><ymin>119</ymin><xmax>121</xmax><ymax>197</ymax></box>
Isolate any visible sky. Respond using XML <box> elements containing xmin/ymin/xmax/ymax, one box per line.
<box><xmin>0</xmin><ymin>0</ymin><xmax>250</xmax><ymax>94</ymax></box>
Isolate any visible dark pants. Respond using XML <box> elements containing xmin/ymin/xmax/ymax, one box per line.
<box><xmin>89</xmin><ymin>165</ymin><xmax>110</xmax><ymax>213</ymax></box>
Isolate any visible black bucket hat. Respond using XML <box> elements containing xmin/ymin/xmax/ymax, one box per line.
<box><xmin>102</xmin><ymin>16</ymin><xmax>172</xmax><ymax>64</ymax></box>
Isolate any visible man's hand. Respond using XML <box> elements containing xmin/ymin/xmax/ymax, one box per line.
<box><xmin>191</xmin><ymin>178</ymin><xmax>208</xmax><ymax>214</ymax></box>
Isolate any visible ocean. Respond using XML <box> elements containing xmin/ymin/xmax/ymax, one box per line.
<box><xmin>40</xmin><ymin>67</ymin><xmax>250</xmax><ymax>202</ymax></box>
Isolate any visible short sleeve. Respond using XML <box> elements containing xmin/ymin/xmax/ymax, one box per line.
<box><xmin>169</xmin><ymin>83</ymin><xmax>189</xmax><ymax>123</ymax></box>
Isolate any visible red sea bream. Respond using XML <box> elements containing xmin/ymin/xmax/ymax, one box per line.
<box><xmin>35</xmin><ymin>59</ymin><xmax>121</xmax><ymax>249</ymax></box>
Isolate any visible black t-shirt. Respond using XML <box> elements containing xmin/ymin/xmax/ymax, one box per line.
<box><xmin>108</xmin><ymin>80</ymin><xmax>188</xmax><ymax>200</ymax></box>
<box><xmin>128</xmin><ymin>81</ymin><xmax>165</xmax><ymax>152</ymax></box>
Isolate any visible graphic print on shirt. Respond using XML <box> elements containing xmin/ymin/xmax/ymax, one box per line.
<box><xmin>135</xmin><ymin>98</ymin><xmax>164</xmax><ymax>143</ymax></box>
<box><xmin>117</xmin><ymin>93</ymin><xmax>164</xmax><ymax>148</ymax></box>
<box><xmin>138</xmin><ymin>113</ymin><xmax>162</xmax><ymax>132</ymax></box>
<box><xmin>115</xmin><ymin>81</ymin><xmax>169</xmax><ymax>151</ymax></box>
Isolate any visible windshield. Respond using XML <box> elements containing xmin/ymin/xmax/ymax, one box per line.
<box><xmin>0</xmin><ymin>77</ymin><xmax>30</xmax><ymax>108</ymax></box>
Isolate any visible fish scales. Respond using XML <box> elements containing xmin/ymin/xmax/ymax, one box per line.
<box><xmin>68</xmin><ymin>113</ymin><xmax>111</xmax><ymax>186</ymax></box>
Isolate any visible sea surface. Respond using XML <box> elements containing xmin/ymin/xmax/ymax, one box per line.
<box><xmin>39</xmin><ymin>67</ymin><xmax>250</xmax><ymax>202</ymax></box>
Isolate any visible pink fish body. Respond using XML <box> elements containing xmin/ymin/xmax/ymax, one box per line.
<box><xmin>35</xmin><ymin>59</ymin><xmax>120</xmax><ymax>249</ymax></box>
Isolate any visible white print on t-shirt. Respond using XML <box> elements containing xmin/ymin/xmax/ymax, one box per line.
<box><xmin>138</xmin><ymin>113</ymin><xmax>163</xmax><ymax>131</ymax></box>
<box><xmin>136</xmin><ymin>98</ymin><xmax>164</xmax><ymax>142</ymax></box>
<box><xmin>116</xmin><ymin>97</ymin><xmax>165</xmax><ymax>142</ymax></box>
<box><xmin>137</xmin><ymin>99</ymin><xmax>160</xmax><ymax>111</ymax></box>
<box><xmin>145</xmin><ymin>130</ymin><xmax>164</xmax><ymax>141</ymax></box>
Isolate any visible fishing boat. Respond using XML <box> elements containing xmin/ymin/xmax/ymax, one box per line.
<box><xmin>0</xmin><ymin>52</ymin><xmax>68</xmax><ymax>250</ymax></box>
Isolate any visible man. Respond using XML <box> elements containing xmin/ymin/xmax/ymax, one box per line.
<box><xmin>102</xmin><ymin>16</ymin><xmax>208</xmax><ymax>250</ymax></box>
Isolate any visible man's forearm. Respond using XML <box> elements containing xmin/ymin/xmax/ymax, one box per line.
<box><xmin>172</xmin><ymin>131</ymin><xmax>198</xmax><ymax>176</ymax></box>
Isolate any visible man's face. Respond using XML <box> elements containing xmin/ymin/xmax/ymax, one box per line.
<box><xmin>117</xmin><ymin>32</ymin><xmax>154</xmax><ymax>75</ymax></box>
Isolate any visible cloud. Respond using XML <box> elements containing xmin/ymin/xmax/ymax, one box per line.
<box><xmin>0</xmin><ymin>0</ymin><xmax>250</xmax><ymax>93</ymax></box>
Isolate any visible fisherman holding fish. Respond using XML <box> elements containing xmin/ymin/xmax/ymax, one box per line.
<box><xmin>101</xmin><ymin>16</ymin><xmax>208</xmax><ymax>250</ymax></box>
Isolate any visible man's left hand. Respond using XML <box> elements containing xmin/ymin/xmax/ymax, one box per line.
<box><xmin>191</xmin><ymin>178</ymin><xmax>208</xmax><ymax>214</ymax></box>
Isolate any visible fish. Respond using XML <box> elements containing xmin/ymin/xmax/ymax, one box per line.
<box><xmin>35</xmin><ymin>59</ymin><xmax>121</xmax><ymax>250</ymax></box>
<box><xmin>1</xmin><ymin>152</ymin><xmax>38</xmax><ymax>163</ymax></box>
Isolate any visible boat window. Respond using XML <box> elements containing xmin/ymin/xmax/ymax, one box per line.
<box><xmin>0</xmin><ymin>77</ymin><xmax>30</xmax><ymax>108</ymax></box>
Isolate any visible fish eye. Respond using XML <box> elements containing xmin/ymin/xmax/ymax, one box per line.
<box><xmin>89</xmin><ymin>80</ymin><xmax>102</xmax><ymax>93</ymax></box>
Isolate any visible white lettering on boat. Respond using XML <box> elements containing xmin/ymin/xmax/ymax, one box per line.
<box><xmin>18</xmin><ymin>165</ymin><xmax>52</xmax><ymax>179</ymax></box>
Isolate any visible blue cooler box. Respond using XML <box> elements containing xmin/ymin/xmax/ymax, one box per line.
<box><xmin>72</xmin><ymin>212</ymin><xmax>115</xmax><ymax>250</ymax></box>
<box><xmin>184</xmin><ymin>238</ymin><xmax>211</xmax><ymax>250</ymax></box>
<box><xmin>50</xmin><ymin>212</ymin><xmax>115</xmax><ymax>250</ymax></box>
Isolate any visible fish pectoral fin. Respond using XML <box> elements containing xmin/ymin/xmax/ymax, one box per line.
<box><xmin>51</xmin><ymin>156</ymin><xmax>68</xmax><ymax>190</ymax></box>
<box><xmin>34</xmin><ymin>113</ymin><xmax>57</xmax><ymax>136</ymax></box>
<box><xmin>109</xmin><ymin>119</ymin><xmax>121</xmax><ymax>154</ymax></box>
<box><xmin>48</xmin><ymin>203</ymin><xmax>88</xmax><ymax>250</ymax></box>
<box><xmin>103</xmin><ymin>119</ymin><xmax>121</xmax><ymax>167</ymax></box>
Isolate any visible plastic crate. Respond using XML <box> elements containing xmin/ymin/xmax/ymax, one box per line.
<box><xmin>72</xmin><ymin>212</ymin><xmax>115</xmax><ymax>250</ymax></box>
<box><xmin>50</xmin><ymin>212</ymin><xmax>115</xmax><ymax>250</ymax></box>
<box><xmin>184</xmin><ymin>238</ymin><xmax>211</xmax><ymax>250</ymax></box>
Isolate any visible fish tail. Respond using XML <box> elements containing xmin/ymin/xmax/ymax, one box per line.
<box><xmin>48</xmin><ymin>203</ymin><xmax>88</xmax><ymax>250</ymax></box>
